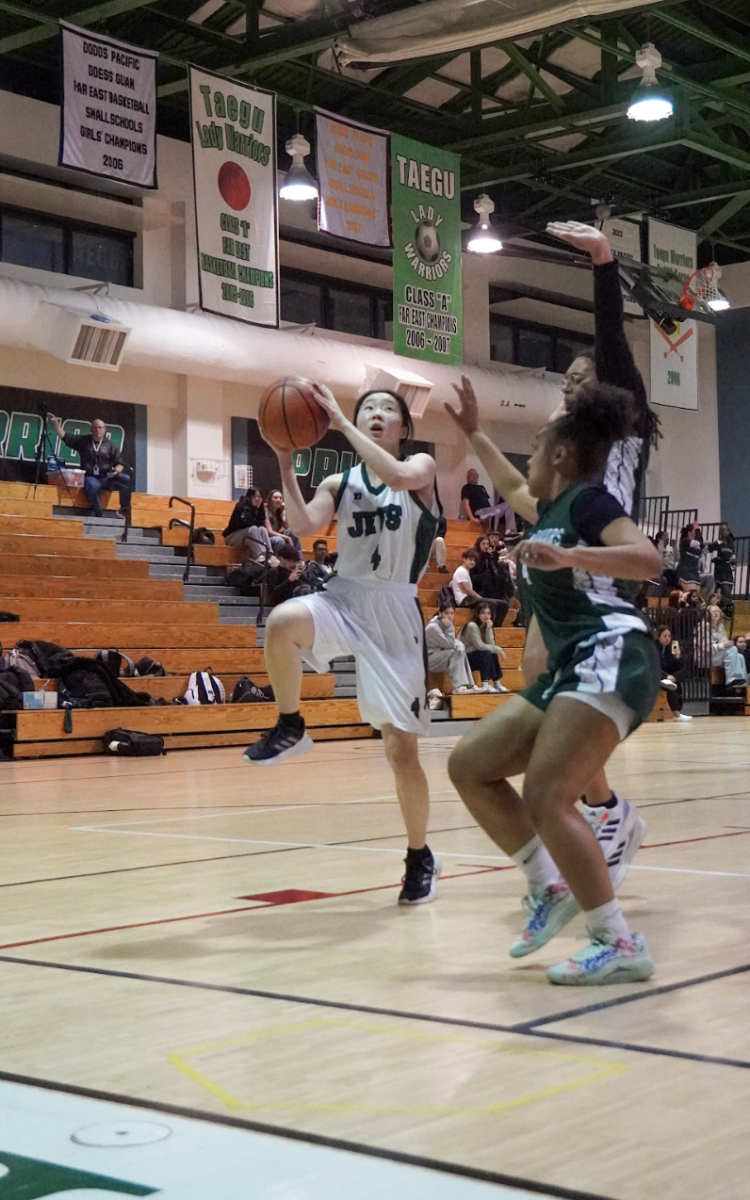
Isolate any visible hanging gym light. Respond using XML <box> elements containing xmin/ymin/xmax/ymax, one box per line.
<box><xmin>467</xmin><ymin>194</ymin><xmax>503</xmax><ymax>254</ymax></box>
<box><xmin>627</xmin><ymin>43</ymin><xmax>673</xmax><ymax>122</ymax></box>
<box><xmin>279</xmin><ymin>133</ymin><xmax>318</xmax><ymax>201</ymax></box>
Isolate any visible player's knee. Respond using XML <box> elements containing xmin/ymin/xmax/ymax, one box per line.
<box><xmin>383</xmin><ymin>730</ymin><xmax>418</xmax><ymax>775</ymax></box>
<box><xmin>448</xmin><ymin>740</ymin><xmax>476</xmax><ymax>789</ymax></box>
<box><xmin>265</xmin><ymin>603</ymin><xmax>301</xmax><ymax>643</ymax></box>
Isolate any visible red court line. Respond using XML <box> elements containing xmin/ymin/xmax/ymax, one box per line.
<box><xmin>641</xmin><ymin>829</ymin><xmax>750</xmax><ymax>849</ymax></box>
<box><xmin>0</xmin><ymin>866</ymin><xmax>501</xmax><ymax>952</ymax></box>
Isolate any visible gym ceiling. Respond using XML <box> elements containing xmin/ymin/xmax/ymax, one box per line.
<box><xmin>3</xmin><ymin>0</ymin><xmax>750</xmax><ymax>262</ymax></box>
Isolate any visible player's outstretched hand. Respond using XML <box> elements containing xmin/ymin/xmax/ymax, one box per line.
<box><xmin>546</xmin><ymin>221</ymin><xmax>612</xmax><ymax>265</ymax></box>
<box><xmin>515</xmin><ymin>539</ymin><xmax>568</xmax><ymax>572</ymax></box>
<box><xmin>445</xmin><ymin>375</ymin><xmax>480</xmax><ymax>437</ymax></box>
<box><xmin>312</xmin><ymin>382</ymin><xmax>347</xmax><ymax>431</ymax></box>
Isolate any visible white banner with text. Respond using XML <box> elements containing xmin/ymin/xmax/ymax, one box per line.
<box><xmin>648</xmin><ymin>218</ymin><xmax>698</xmax><ymax>410</ymax></box>
<box><xmin>316</xmin><ymin>110</ymin><xmax>390</xmax><ymax>247</ymax></box>
<box><xmin>60</xmin><ymin>22</ymin><xmax>157</xmax><ymax>188</ymax></box>
<box><xmin>190</xmin><ymin>67</ymin><xmax>278</xmax><ymax>327</ymax></box>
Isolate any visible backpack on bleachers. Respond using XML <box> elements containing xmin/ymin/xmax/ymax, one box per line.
<box><xmin>437</xmin><ymin>584</ymin><xmax>454</xmax><ymax>609</ymax></box>
<box><xmin>95</xmin><ymin>648</ymin><xmax>137</xmax><ymax>678</ymax></box>
<box><xmin>134</xmin><ymin>656</ymin><xmax>166</xmax><ymax>677</ymax></box>
<box><xmin>178</xmin><ymin>669</ymin><xmax>225</xmax><ymax>705</ymax></box>
<box><xmin>193</xmin><ymin>527</ymin><xmax>215</xmax><ymax>545</ymax></box>
<box><xmin>231</xmin><ymin>676</ymin><xmax>274</xmax><ymax>703</ymax></box>
<box><xmin>10</xmin><ymin>640</ymin><xmax>72</xmax><ymax>679</ymax></box>
<box><xmin>105</xmin><ymin>728</ymin><xmax>166</xmax><ymax>757</ymax></box>
<box><xmin>49</xmin><ymin>655</ymin><xmax>153</xmax><ymax>709</ymax></box>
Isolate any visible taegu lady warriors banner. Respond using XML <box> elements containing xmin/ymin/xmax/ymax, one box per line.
<box><xmin>390</xmin><ymin>134</ymin><xmax>463</xmax><ymax>367</ymax></box>
<box><xmin>189</xmin><ymin>66</ymin><xmax>279</xmax><ymax>328</ymax></box>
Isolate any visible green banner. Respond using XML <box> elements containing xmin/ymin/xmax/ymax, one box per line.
<box><xmin>391</xmin><ymin>134</ymin><xmax>462</xmax><ymax>366</ymax></box>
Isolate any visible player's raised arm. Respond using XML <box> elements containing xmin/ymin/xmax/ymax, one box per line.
<box><xmin>445</xmin><ymin>376</ymin><xmax>539</xmax><ymax>525</ymax></box>
<box><xmin>312</xmin><ymin>384</ymin><xmax>435</xmax><ymax>492</ymax></box>
<box><xmin>516</xmin><ymin>516</ymin><xmax>661</xmax><ymax>580</ymax></box>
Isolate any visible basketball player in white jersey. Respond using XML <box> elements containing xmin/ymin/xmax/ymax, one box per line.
<box><xmin>521</xmin><ymin>220</ymin><xmax>660</xmax><ymax>888</ymax></box>
<box><xmin>244</xmin><ymin>387</ymin><xmax>443</xmax><ymax>905</ymax></box>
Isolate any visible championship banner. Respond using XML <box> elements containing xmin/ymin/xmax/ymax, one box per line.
<box><xmin>59</xmin><ymin>22</ymin><xmax>157</xmax><ymax>188</ymax></box>
<box><xmin>316</xmin><ymin>110</ymin><xmax>390</xmax><ymax>246</ymax></box>
<box><xmin>600</xmin><ymin>216</ymin><xmax>642</xmax><ymax>315</ymax></box>
<box><xmin>390</xmin><ymin>134</ymin><xmax>462</xmax><ymax>366</ymax></box>
<box><xmin>648</xmin><ymin>218</ymin><xmax>698</xmax><ymax>410</ymax></box>
<box><xmin>190</xmin><ymin>66</ymin><xmax>278</xmax><ymax>327</ymax></box>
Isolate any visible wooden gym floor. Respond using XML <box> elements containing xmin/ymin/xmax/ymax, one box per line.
<box><xmin>1</xmin><ymin>717</ymin><xmax>750</xmax><ymax>1200</ymax></box>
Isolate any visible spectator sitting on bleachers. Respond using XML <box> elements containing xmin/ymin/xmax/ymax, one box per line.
<box><xmin>266</xmin><ymin>488</ymin><xmax>302</xmax><ymax>559</ymax></box>
<box><xmin>425</xmin><ymin>602</ymin><xmax>477</xmax><ymax>694</ymax></box>
<box><xmin>678</xmin><ymin>523</ymin><xmax>716</xmax><ymax>598</ymax></box>
<box><xmin>299</xmin><ymin>538</ymin><xmax>333</xmax><ymax>590</ymax></box>
<box><xmin>49</xmin><ymin>414</ymin><xmax>131</xmax><ymax>520</ymax></box>
<box><xmin>734</xmin><ymin>634</ymin><xmax>750</xmax><ymax>671</ymax></box>
<box><xmin>709</xmin><ymin>604</ymin><xmax>748</xmax><ymax>687</ymax></box>
<box><xmin>223</xmin><ymin>487</ymin><xmax>276</xmax><ymax>562</ymax></box>
<box><xmin>266</xmin><ymin>548</ymin><xmax>313</xmax><ymax>607</ymax></box>
<box><xmin>459</xmin><ymin>603</ymin><xmax>508</xmax><ymax>693</ymax></box>
<box><xmin>460</xmin><ymin>469</ymin><xmax>490</xmax><ymax>526</ymax></box>
<box><xmin>470</xmin><ymin>535</ymin><xmax>512</xmax><ymax>627</ymax></box>
<box><xmin>451</xmin><ymin>550</ymin><xmax>496</xmax><ymax>621</ymax></box>
<box><xmin>656</xmin><ymin>625</ymin><xmax>692</xmax><ymax>723</ymax></box>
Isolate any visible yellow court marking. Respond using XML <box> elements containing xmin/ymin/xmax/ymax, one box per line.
<box><xmin>168</xmin><ymin>1018</ymin><xmax>628</xmax><ymax>1116</ymax></box>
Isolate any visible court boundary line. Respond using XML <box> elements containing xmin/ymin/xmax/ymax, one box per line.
<box><xmin>0</xmin><ymin>1067</ymin><xmax>617</xmax><ymax>1200</ymax></box>
<box><xmin>3</xmin><ymin>953</ymin><xmax>750</xmax><ymax>1074</ymax></box>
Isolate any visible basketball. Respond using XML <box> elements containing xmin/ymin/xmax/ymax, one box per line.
<box><xmin>258</xmin><ymin>376</ymin><xmax>330</xmax><ymax>451</ymax></box>
<box><xmin>218</xmin><ymin>161</ymin><xmax>251</xmax><ymax>211</ymax></box>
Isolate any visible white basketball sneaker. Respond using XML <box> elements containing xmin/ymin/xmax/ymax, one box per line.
<box><xmin>585</xmin><ymin>796</ymin><xmax>647</xmax><ymax>890</ymax></box>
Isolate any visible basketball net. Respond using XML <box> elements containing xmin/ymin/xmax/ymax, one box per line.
<box><xmin>678</xmin><ymin>262</ymin><xmax>723</xmax><ymax>311</ymax></box>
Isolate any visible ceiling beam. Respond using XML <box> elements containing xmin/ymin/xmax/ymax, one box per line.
<box><xmin>653</xmin><ymin>7</ymin><xmax>750</xmax><ymax>67</ymax></box>
<box><xmin>499</xmin><ymin>41</ymin><xmax>564</xmax><ymax>112</ymax></box>
<box><xmin>699</xmin><ymin>190</ymin><xmax>750</xmax><ymax>237</ymax></box>
<box><xmin>0</xmin><ymin>0</ymin><xmax>163</xmax><ymax>55</ymax></box>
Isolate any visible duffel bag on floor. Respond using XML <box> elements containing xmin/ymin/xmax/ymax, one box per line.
<box><xmin>104</xmin><ymin>728</ymin><xmax>166</xmax><ymax>756</ymax></box>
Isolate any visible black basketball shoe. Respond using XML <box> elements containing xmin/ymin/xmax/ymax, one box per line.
<box><xmin>398</xmin><ymin>846</ymin><xmax>441</xmax><ymax>905</ymax></box>
<box><xmin>243</xmin><ymin>719</ymin><xmax>313</xmax><ymax>766</ymax></box>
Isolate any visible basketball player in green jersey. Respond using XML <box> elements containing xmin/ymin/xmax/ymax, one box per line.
<box><xmin>445</xmin><ymin>376</ymin><xmax>662</xmax><ymax>985</ymax></box>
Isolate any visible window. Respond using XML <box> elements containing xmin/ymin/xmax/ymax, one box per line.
<box><xmin>0</xmin><ymin>206</ymin><xmax>134</xmax><ymax>286</ymax></box>
<box><xmin>280</xmin><ymin>268</ymin><xmax>393</xmax><ymax>341</ymax></box>
<box><xmin>490</xmin><ymin>315</ymin><xmax>593</xmax><ymax>374</ymax></box>
<box><xmin>280</xmin><ymin>275</ymin><xmax>324</xmax><ymax>326</ymax></box>
<box><xmin>516</xmin><ymin>328</ymin><xmax>554</xmax><ymax>370</ymax></box>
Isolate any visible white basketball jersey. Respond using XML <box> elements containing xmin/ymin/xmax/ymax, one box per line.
<box><xmin>333</xmin><ymin>462</ymin><xmax>439</xmax><ymax>585</ymax></box>
<box><xmin>604</xmin><ymin>436</ymin><xmax>642</xmax><ymax>515</ymax></box>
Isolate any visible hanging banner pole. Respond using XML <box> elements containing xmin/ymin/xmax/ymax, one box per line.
<box><xmin>59</xmin><ymin>22</ymin><xmax>158</xmax><ymax>188</ymax></box>
<box><xmin>189</xmin><ymin>65</ymin><xmax>279</xmax><ymax>328</ymax></box>
<box><xmin>390</xmin><ymin>134</ymin><xmax>463</xmax><ymax>366</ymax></box>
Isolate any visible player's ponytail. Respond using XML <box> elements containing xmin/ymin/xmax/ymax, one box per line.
<box><xmin>550</xmin><ymin>382</ymin><xmax>636</xmax><ymax>478</ymax></box>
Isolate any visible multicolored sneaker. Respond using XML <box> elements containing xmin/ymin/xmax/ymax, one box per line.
<box><xmin>585</xmin><ymin>797</ymin><xmax>647</xmax><ymax>890</ymax></box>
<box><xmin>547</xmin><ymin>932</ymin><xmax>655</xmax><ymax>986</ymax></box>
<box><xmin>398</xmin><ymin>848</ymin><xmax>442</xmax><ymax>905</ymax></box>
<box><xmin>509</xmin><ymin>883</ymin><xmax>580</xmax><ymax>958</ymax></box>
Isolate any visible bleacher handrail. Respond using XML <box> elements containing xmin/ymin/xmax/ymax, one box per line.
<box><xmin>169</xmin><ymin>496</ymin><xmax>196</xmax><ymax>583</ymax></box>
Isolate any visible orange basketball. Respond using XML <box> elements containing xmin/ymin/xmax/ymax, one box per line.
<box><xmin>258</xmin><ymin>376</ymin><xmax>330</xmax><ymax>452</ymax></box>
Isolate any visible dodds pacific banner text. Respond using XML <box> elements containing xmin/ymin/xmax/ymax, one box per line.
<box><xmin>190</xmin><ymin>66</ymin><xmax>279</xmax><ymax>327</ymax></box>
<box><xmin>60</xmin><ymin>22</ymin><xmax>157</xmax><ymax>188</ymax></box>
<box><xmin>316</xmin><ymin>110</ymin><xmax>390</xmax><ymax>247</ymax></box>
<box><xmin>390</xmin><ymin>134</ymin><xmax>462</xmax><ymax>367</ymax></box>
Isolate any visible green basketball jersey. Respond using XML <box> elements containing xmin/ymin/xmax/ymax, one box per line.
<box><xmin>521</xmin><ymin>482</ymin><xmax>650</xmax><ymax>668</ymax></box>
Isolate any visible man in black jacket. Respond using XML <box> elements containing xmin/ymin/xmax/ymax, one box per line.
<box><xmin>50</xmin><ymin>416</ymin><xmax>131</xmax><ymax>518</ymax></box>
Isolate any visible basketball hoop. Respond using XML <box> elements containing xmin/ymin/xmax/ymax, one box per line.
<box><xmin>679</xmin><ymin>263</ymin><xmax>729</xmax><ymax>313</ymax></box>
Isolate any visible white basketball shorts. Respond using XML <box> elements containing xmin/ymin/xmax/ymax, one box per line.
<box><xmin>295</xmin><ymin>576</ymin><xmax>430</xmax><ymax>736</ymax></box>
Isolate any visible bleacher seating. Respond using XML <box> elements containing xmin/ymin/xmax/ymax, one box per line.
<box><xmin>0</xmin><ymin>482</ymin><xmax>675</xmax><ymax>758</ymax></box>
